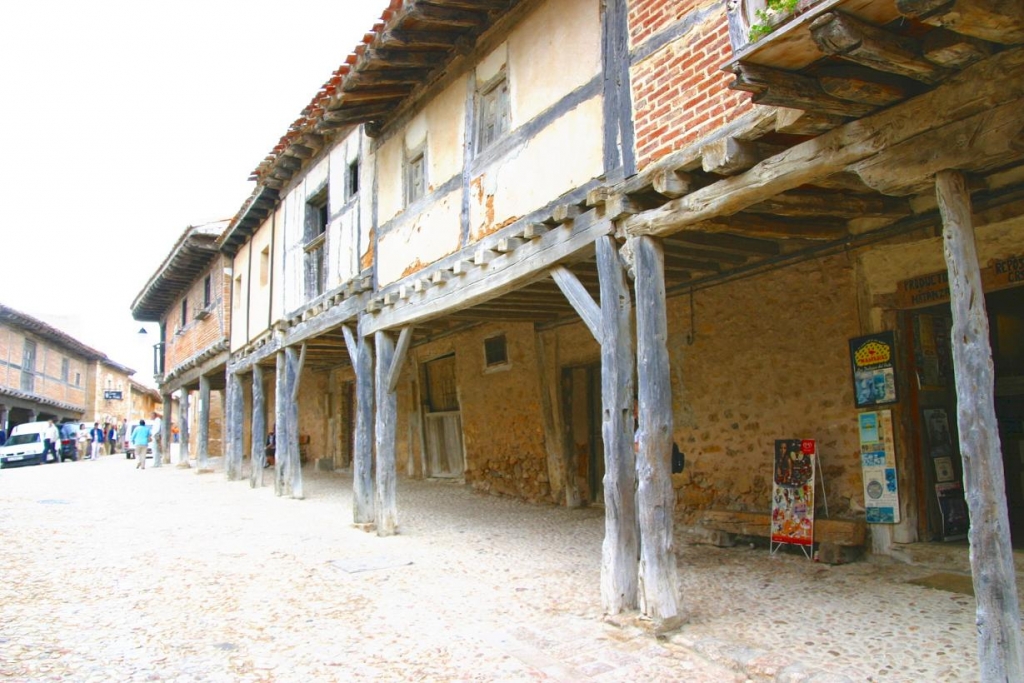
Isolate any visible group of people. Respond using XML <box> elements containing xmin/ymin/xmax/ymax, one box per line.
<box><xmin>35</xmin><ymin>413</ymin><xmax>166</xmax><ymax>464</ymax></box>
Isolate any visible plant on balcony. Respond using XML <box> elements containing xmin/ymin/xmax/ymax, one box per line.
<box><xmin>748</xmin><ymin>0</ymin><xmax>800</xmax><ymax>42</ymax></box>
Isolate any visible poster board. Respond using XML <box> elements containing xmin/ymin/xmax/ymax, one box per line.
<box><xmin>771</xmin><ymin>439</ymin><xmax>816</xmax><ymax>553</ymax></box>
<box><xmin>859</xmin><ymin>410</ymin><xmax>901</xmax><ymax>524</ymax></box>
<box><xmin>936</xmin><ymin>482</ymin><xmax>968</xmax><ymax>540</ymax></box>
<box><xmin>849</xmin><ymin>332</ymin><xmax>898</xmax><ymax>408</ymax></box>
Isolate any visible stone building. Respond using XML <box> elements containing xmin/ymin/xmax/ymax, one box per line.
<box><xmin>138</xmin><ymin>0</ymin><xmax>1024</xmax><ymax>631</ymax></box>
<box><xmin>131</xmin><ymin>222</ymin><xmax>231</xmax><ymax>466</ymax></box>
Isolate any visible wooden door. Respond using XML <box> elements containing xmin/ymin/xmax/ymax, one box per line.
<box><xmin>421</xmin><ymin>355</ymin><xmax>463</xmax><ymax>478</ymax></box>
<box><xmin>563</xmin><ymin>363</ymin><xmax>603</xmax><ymax>504</ymax></box>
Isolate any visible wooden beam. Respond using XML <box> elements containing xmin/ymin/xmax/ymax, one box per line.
<box><xmin>363</xmin><ymin>48</ymin><xmax>448</xmax><ymax>68</ymax></box>
<box><xmin>625</xmin><ymin>46</ymin><xmax>1024</xmax><ymax>238</ymax></box>
<box><xmin>361</xmin><ymin>214</ymin><xmax>614</xmax><ymax>336</ymax></box>
<box><xmin>249</xmin><ymin>363</ymin><xmax>266</xmax><ymax>489</ymax></box>
<box><xmin>702</xmin><ymin>137</ymin><xmax>766</xmax><ymax>175</ymax></box>
<box><xmin>550</xmin><ymin>266</ymin><xmax>602</xmax><ymax>343</ymax></box>
<box><xmin>179</xmin><ymin>390</ymin><xmax>191</xmax><ymax>467</ymax></box>
<box><xmin>897</xmin><ymin>0</ymin><xmax>1024</xmax><ymax>45</ymax></box>
<box><xmin>286</xmin><ymin>344</ymin><xmax>305</xmax><ymax>499</ymax></box>
<box><xmin>374</xmin><ymin>330</ymin><xmax>398</xmax><ymax>537</ymax></box>
<box><xmin>342</xmin><ymin>325</ymin><xmax>375</xmax><ymax>525</ymax></box>
<box><xmin>652</xmin><ymin>170</ymin><xmax>693</xmax><ymax>198</ymax></box>
<box><xmin>632</xmin><ymin>236</ymin><xmax>681</xmax><ymax>628</ymax></box>
<box><xmin>319</xmin><ymin>103</ymin><xmax>395</xmax><ymax>128</ymax></box>
<box><xmin>380</xmin><ymin>29</ymin><xmax>465</xmax><ymax>49</ymax></box>
<box><xmin>745</xmin><ymin>191</ymin><xmax>911</xmax><ymax>218</ymax></box>
<box><xmin>731</xmin><ymin>63</ymin><xmax>875</xmax><ymax>118</ymax></box>
<box><xmin>386</xmin><ymin>326</ymin><xmax>413</xmax><ymax>393</ymax></box>
<box><xmin>817</xmin><ymin>66</ymin><xmax>912</xmax><ymax>107</ymax></box>
<box><xmin>595</xmin><ymin>235</ymin><xmax>639</xmax><ymax>614</ymax></box>
<box><xmin>922</xmin><ymin>27</ymin><xmax>994</xmax><ymax>69</ymax></box>
<box><xmin>810</xmin><ymin>12</ymin><xmax>950</xmax><ymax>84</ymax></box>
<box><xmin>937</xmin><ymin>169</ymin><xmax>1024</xmax><ymax>681</ymax></box>
<box><xmin>407</xmin><ymin>3</ymin><xmax>486</xmax><ymax>27</ymax></box>
<box><xmin>850</xmin><ymin>96</ymin><xmax>1024</xmax><ymax>196</ymax></box>
<box><xmin>693</xmin><ymin>214</ymin><xmax>848</xmax><ymax>241</ymax></box>
<box><xmin>775</xmin><ymin>108</ymin><xmax>848</xmax><ymax>136</ymax></box>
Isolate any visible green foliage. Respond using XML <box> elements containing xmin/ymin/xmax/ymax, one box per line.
<box><xmin>748</xmin><ymin>0</ymin><xmax>801</xmax><ymax>42</ymax></box>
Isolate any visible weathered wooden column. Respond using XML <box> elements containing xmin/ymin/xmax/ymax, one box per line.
<box><xmin>632</xmin><ymin>235</ymin><xmax>681</xmax><ymax>628</ymax></box>
<box><xmin>160</xmin><ymin>393</ymin><xmax>172</xmax><ymax>462</ymax></box>
<box><xmin>595</xmin><ymin>236</ymin><xmax>639</xmax><ymax>613</ymax></box>
<box><xmin>178</xmin><ymin>390</ymin><xmax>191</xmax><ymax>468</ymax></box>
<box><xmin>374</xmin><ymin>330</ymin><xmax>398</xmax><ymax>536</ymax></box>
<box><xmin>249</xmin><ymin>364</ymin><xmax>266</xmax><ymax>489</ymax></box>
<box><xmin>0</xmin><ymin>404</ymin><xmax>7</xmax><ymax>433</ymax></box>
<box><xmin>343</xmin><ymin>325</ymin><xmax>375</xmax><ymax>525</ymax></box>
<box><xmin>274</xmin><ymin>349</ymin><xmax>290</xmax><ymax>497</ymax></box>
<box><xmin>225</xmin><ymin>371</ymin><xmax>245</xmax><ymax>480</ymax></box>
<box><xmin>197</xmin><ymin>374</ymin><xmax>211</xmax><ymax>470</ymax></box>
<box><xmin>937</xmin><ymin>169</ymin><xmax>1024</xmax><ymax>681</ymax></box>
<box><xmin>287</xmin><ymin>344</ymin><xmax>306</xmax><ymax>499</ymax></box>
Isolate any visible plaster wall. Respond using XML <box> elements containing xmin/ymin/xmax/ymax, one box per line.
<box><xmin>469</xmin><ymin>96</ymin><xmax>604</xmax><ymax>241</ymax></box>
<box><xmin>246</xmin><ymin>217</ymin><xmax>276</xmax><ymax>344</ymax></box>
<box><xmin>328</xmin><ymin>134</ymin><xmax>363</xmax><ymax>286</ymax></box>
<box><xmin>231</xmin><ymin>238</ymin><xmax>251</xmax><ymax>353</ymax></box>
<box><xmin>377</xmin><ymin>188</ymin><xmax>462</xmax><ymax>286</ymax></box>
<box><xmin>508</xmin><ymin>0</ymin><xmax>601</xmax><ymax>126</ymax></box>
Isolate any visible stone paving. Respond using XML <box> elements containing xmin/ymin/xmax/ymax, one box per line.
<box><xmin>0</xmin><ymin>455</ymin><xmax>1012</xmax><ymax>681</ymax></box>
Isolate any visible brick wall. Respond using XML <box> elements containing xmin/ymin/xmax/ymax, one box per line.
<box><xmin>629</xmin><ymin>0</ymin><xmax>753</xmax><ymax>169</ymax></box>
<box><xmin>162</xmin><ymin>257</ymin><xmax>230</xmax><ymax>373</ymax></box>
<box><xmin>0</xmin><ymin>322</ymin><xmax>89</xmax><ymax>409</ymax></box>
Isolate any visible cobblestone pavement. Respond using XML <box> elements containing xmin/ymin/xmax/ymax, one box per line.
<box><xmin>0</xmin><ymin>456</ymin><xmax>1008</xmax><ymax>682</ymax></box>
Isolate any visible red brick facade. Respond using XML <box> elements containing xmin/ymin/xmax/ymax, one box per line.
<box><xmin>0</xmin><ymin>322</ymin><xmax>89</xmax><ymax>410</ymax></box>
<box><xmin>629</xmin><ymin>0</ymin><xmax>753</xmax><ymax>169</ymax></box>
<box><xmin>162</xmin><ymin>256</ymin><xmax>231</xmax><ymax>375</ymax></box>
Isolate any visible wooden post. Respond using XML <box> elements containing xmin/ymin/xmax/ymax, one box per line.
<box><xmin>937</xmin><ymin>169</ymin><xmax>1024</xmax><ymax>682</ymax></box>
<box><xmin>178</xmin><ymin>390</ymin><xmax>191</xmax><ymax>468</ymax></box>
<box><xmin>595</xmin><ymin>235</ymin><xmax>639</xmax><ymax>614</ymax></box>
<box><xmin>375</xmin><ymin>330</ymin><xmax>398</xmax><ymax>536</ymax></box>
<box><xmin>225</xmin><ymin>371</ymin><xmax>244</xmax><ymax>480</ymax></box>
<box><xmin>632</xmin><ymin>235</ymin><xmax>682</xmax><ymax>628</ymax></box>
<box><xmin>287</xmin><ymin>344</ymin><xmax>306</xmax><ymax>499</ymax></box>
<box><xmin>343</xmin><ymin>325</ymin><xmax>376</xmax><ymax>525</ymax></box>
<box><xmin>274</xmin><ymin>349</ymin><xmax>289</xmax><ymax>497</ymax></box>
<box><xmin>197</xmin><ymin>374</ymin><xmax>211</xmax><ymax>470</ymax></box>
<box><xmin>250</xmin><ymin>364</ymin><xmax>266</xmax><ymax>489</ymax></box>
<box><xmin>160</xmin><ymin>393</ymin><xmax>172</xmax><ymax>463</ymax></box>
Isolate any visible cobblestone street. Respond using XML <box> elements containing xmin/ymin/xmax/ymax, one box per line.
<box><xmin>0</xmin><ymin>456</ymin><xmax>1003</xmax><ymax>681</ymax></box>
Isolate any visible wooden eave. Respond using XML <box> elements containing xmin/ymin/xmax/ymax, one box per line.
<box><xmin>132</xmin><ymin>230</ymin><xmax>222</xmax><ymax>322</ymax></box>
<box><xmin>218</xmin><ymin>186</ymin><xmax>280</xmax><ymax>256</ymax></box>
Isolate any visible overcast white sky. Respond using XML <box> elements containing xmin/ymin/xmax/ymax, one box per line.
<box><xmin>0</xmin><ymin>0</ymin><xmax>384</xmax><ymax>385</ymax></box>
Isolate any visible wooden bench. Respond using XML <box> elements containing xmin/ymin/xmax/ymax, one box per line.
<box><xmin>692</xmin><ymin>509</ymin><xmax>867</xmax><ymax>563</ymax></box>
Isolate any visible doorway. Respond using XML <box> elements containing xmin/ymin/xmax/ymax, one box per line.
<box><xmin>906</xmin><ymin>287</ymin><xmax>1024</xmax><ymax>545</ymax></box>
<box><xmin>563</xmin><ymin>363</ymin><xmax>604</xmax><ymax>504</ymax></box>
<box><xmin>421</xmin><ymin>354</ymin><xmax>464</xmax><ymax>478</ymax></box>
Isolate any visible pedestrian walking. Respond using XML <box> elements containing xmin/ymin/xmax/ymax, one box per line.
<box><xmin>150</xmin><ymin>412</ymin><xmax>163</xmax><ymax>465</ymax></box>
<box><xmin>131</xmin><ymin>419</ymin><xmax>151</xmax><ymax>469</ymax></box>
<box><xmin>43</xmin><ymin>420</ymin><xmax>60</xmax><ymax>464</ymax></box>
<box><xmin>107</xmin><ymin>423</ymin><xmax>118</xmax><ymax>455</ymax></box>
<box><xmin>88</xmin><ymin>422</ymin><xmax>104</xmax><ymax>460</ymax></box>
<box><xmin>77</xmin><ymin>423</ymin><xmax>88</xmax><ymax>458</ymax></box>
<box><xmin>118</xmin><ymin>419</ymin><xmax>127</xmax><ymax>452</ymax></box>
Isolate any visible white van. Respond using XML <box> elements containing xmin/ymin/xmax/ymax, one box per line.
<box><xmin>0</xmin><ymin>421</ymin><xmax>60</xmax><ymax>468</ymax></box>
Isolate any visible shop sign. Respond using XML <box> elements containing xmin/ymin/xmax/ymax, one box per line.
<box><xmin>770</xmin><ymin>439</ymin><xmax>816</xmax><ymax>553</ymax></box>
<box><xmin>895</xmin><ymin>254</ymin><xmax>1024</xmax><ymax>308</ymax></box>
<box><xmin>858</xmin><ymin>410</ymin><xmax>901</xmax><ymax>524</ymax></box>
<box><xmin>103</xmin><ymin>390</ymin><xmax>123</xmax><ymax>400</ymax></box>
<box><xmin>849</xmin><ymin>331</ymin><xmax>898</xmax><ymax>408</ymax></box>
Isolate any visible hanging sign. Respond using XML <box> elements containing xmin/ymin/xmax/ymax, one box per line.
<box><xmin>771</xmin><ymin>439</ymin><xmax>816</xmax><ymax>548</ymax></box>
<box><xmin>849</xmin><ymin>332</ymin><xmax>898</xmax><ymax>408</ymax></box>
<box><xmin>895</xmin><ymin>254</ymin><xmax>1024</xmax><ymax>308</ymax></box>
<box><xmin>859</xmin><ymin>410</ymin><xmax>901</xmax><ymax>523</ymax></box>
<box><xmin>103</xmin><ymin>390</ymin><xmax>123</xmax><ymax>400</ymax></box>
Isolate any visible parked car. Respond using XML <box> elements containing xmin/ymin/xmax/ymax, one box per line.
<box><xmin>123</xmin><ymin>420</ymin><xmax>153</xmax><ymax>460</ymax></box>
<box><xmin>0</xmin><ymin>421</ymin><xmax>63</xmax><ymax>468</ymax></box>
<box><xmin>58</xmin><ymin>422</ymin><xmax>80</xmax><ymax>461</ymax></box>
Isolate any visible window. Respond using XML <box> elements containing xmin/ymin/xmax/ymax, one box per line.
<box><xmin>305</xmin><ymin>187</ymin><xmax>329</xmax><ymax>298</ymax></box>
<box><xmin>405</xmin><ymin>151</ymin><xmax>426</xmax><ymax>206</ymax></box>
<box><xmin>260</xmin><ymin>246</ymin><xmax>270</xmax><ymax>287</ymax></box>
<box><xmin>180</xmin><ymin>299</ymin><xmax>188</xmax><ymax>327</ymax></box>
<box><xmin>75</xmin><ymin>372</ymin><xmax>81</xmax><ymax>387</ymax></box>
<box><xmin>21</xmin><ymin>339</ymin><xmax>36</xmax><ymax>392</ymax></box>
<box><xmin>484</xmin><ymin>334</ymin><xmax>509</xmax><ymax>368</ymax></box>
<box><xmin>234</xmin><ymin>275</ymin><xmax>243</xmax><ymax>310</ymax></box>
<box><xmin>203</xmin><ymin>274</ymin><xmax>212</xmax><ymax>308</ymax></box>
<box><xmin>61</xmin><ymin>358</ymin><xmax>69</xmax><ymax>382</ymax></box>
<box><xmin>347</xmin><ymin>159</ymin><xmax>360</xmax><ymax>200</ymax></box>
<box><xmin>476</xmin><ymin>75</ymin><xmax>510</xmax><ymax>154</ymax></box>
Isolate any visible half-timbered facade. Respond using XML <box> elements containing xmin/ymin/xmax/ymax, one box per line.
<box><xmin>138</xmin><ymin>0</ymin><xmax>1024</xmax><ymax>652</ymax></box>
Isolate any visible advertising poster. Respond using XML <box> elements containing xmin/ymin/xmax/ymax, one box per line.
<box><xmin>849</xmin><ymin>332</ymin><xmax>898</xmax><ymax>408</ymax></box>
<box><xmin>859</xmin><ymin>410</ymin><xmax>901</xmax><ymax>524</ymax></box>
<box><xmin>771</xmin><ymin>439</ymin><xmax>816</xmax><ymax>548</ymax></box>
<box><xmin>936</xmin><ymin>482</ymin><xmax>969</xmax><ymax>540</ymax></box>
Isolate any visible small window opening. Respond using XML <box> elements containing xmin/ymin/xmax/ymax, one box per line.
<box><xmin>484</xmin><ymin>334</ymin><xmax>508</xmax><ymax>367</ymax></box>
<box><xmin>347</xmin><ymin>159</ymin><xmax>360</xmax><ymax>199</ymax></box>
